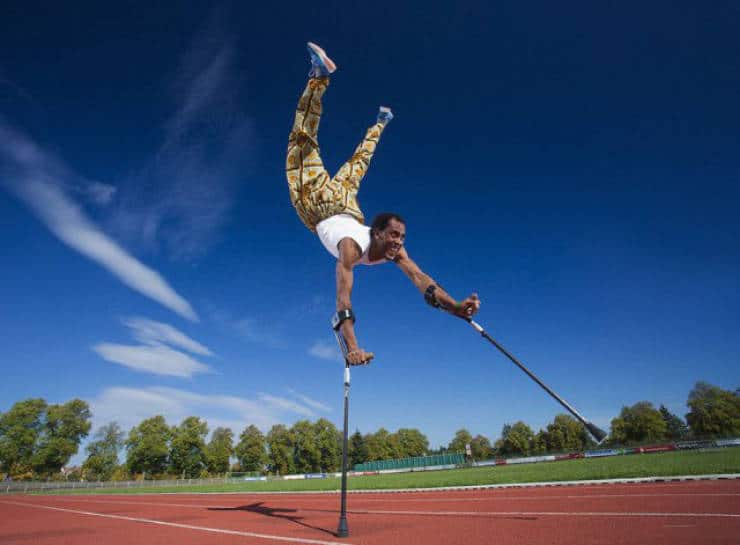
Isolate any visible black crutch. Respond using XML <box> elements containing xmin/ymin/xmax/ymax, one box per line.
<box><xmin>331</xmin><ymin>310</ymin><xmax>357</xmax><ymax>538</ymax></box>
<box><xmin>463</xmin><ymin>316</ymin><xmax>607</xmax><ymax>442</ymax></box>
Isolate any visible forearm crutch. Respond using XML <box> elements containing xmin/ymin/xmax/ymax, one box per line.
<box><xmin>331</xmin><ymin>310</ymin><xmax>353</xmax><ymax>538</ymax></box>
<box><xmin>425</xmin><ymin>286</ymin><xmax>607</xmax><ymax>443</ymax></box>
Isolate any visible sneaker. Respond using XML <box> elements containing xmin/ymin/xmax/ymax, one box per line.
<box><xmin>377</xmin><ymin>106</ymin><xmax>394</xmax><ymax>125</ymax></box>
<box><xmin>307</xmin><ymin>42</ymin><xmax>337</xmax><ymax>78</ymax></box>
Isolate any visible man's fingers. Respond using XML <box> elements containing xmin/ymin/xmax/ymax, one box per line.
<box><xmin>347</xmin><ymin>349</ymin><xmax>373</xmax><ymax>366</ymax></box>
<box><xmin>464</xmin><ymin>293</ymin><xmax>481</xmax><ymax>316</ymax></box>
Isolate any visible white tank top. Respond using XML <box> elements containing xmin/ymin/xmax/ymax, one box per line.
<box><xmin>316</xmin><ymin>214</ymin><xmax>388</xmax><ymax>266</ymax></box>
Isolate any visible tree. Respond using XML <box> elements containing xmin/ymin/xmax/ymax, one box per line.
<box><xmin>0</xmin><ymin>398</ymin><xmax>47</xmax><ymax>476</ymax></box>
<box><xmin>65</xmin><ymin>466</ymin><xmax>83</xmax><ymax>481</ymax></box>
<box><xmin>313</xmin><ymin>419</ymin><xmax>341</xmax><ymax>472</ymax></box>
<box><xmin>266</xmin><ymin>424</ymin><xmax>294</xmax><ymax>475</ymax></box>
<box><xmin>685</xmin><ymin>382</ymin><xmax>740</xmax><ymax>438</ymax></box>
<box><xmin>496</xmin><ymin>422</ymin><xmax>535</xmax><ymax>456</ymax></box>
<box><xmin>364</xmin><ymin>428</ymin><xmax>399</xmax><ymax>461</ymax></box>
<box><xmin>31</xmin><ymin>399</ymin><xmax>92</xmax><ymax>477</ymax></box>
<box><xmin>447</xmin><ymin>429</ymin><xmax>473</xmax><ymax>454</ymax></box>
<box><xmin>206</xmin><ymin>427</ymin><xmax>234</xmax><ymax>475</ymax></box>
<box><xmin>427</xmin><ymin>445</ymin><xmax>448</xmax><ymax>455</ymax></box>
<box><xmin>292</xmin><ymin>420</ymin><xmax>321</xmax><ymax>473</ymax></box>
<box><xmin>235</xmin><ymin>425</ymin><xmax>267</xmax><ymax>473</ymax></box>
<box><xmin>542</xmin><ymin>414</ymin><xmax>589</xmax><ymax>453</ymax></box>
<box><xmin>658</xmin><ymin>405</ymin><xmax>689</xmax><ymax>440</ymax></box>
<box><xmin>470</xmin><ymin>434</ymin><xmax>493</xmax><ymax>460</ymax></box>
<box><xmin>394</xmin><ymin>428</ymin><xmax>429</xmax><ymax>458</ymax></box>
<box><xmin>110</xmin><ymin>465</ymin><xmax>129</xmax><ymax>481</ymax></box>
<box><xmin>82</xmin><ymin>422</ymin><xmax>125</xmax><ymax>481</ymax></box>
<box><xmin>532</xmin><ymin>430</ymin><xmax>548</xmax><ymax>455</ymax></box>
<box><xmin>126</xmin><ymin>416</ymin><xmax>172</xmax><ymax>477</ymax></box>
<box><xmin>348</xmin><ymin>429</ymin><xmax>368</xmax><ymax>466</ymax></box>
<box><xmin>170</xmin><ymin>417</ymin><xmax>209</xmax><ymax>478</ymax></box>
<box><xmin>609</xmin><ymin>402</ymin><xmax>667</xmax><ymax>445</ymax></box>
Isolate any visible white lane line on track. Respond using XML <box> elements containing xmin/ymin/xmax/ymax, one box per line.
<box><xmin>71</xmin><ymin>474</ymin><xmax>737</xmax><ymax>497</ymax></box>
<box><xmin>0</xmin><ymin>501</ymin><xmax>353</xmax><ymax>545</ymax></box>
<box><xmin>21</xmin><ymin>498</ymin><xmax>237</xmax><ymax>509</ymax></box>
<box><xmin>347</xmin><ymin>509</ymin><xmax>740</xmax><ymax>519</ymax></box>
<box><xmin>349</xmin><ymin>492</ymin><xmax>740</xmax><ymax>502</ymax></box>
<box><xmin>326</xmin><ymin>493</ymin><xmax>740</xmax><ymax>502</ymax></box>
<box><xmin>37</xmin><ymin>491</ymin><xmax>740</xmax><ymax>511</ymax></box>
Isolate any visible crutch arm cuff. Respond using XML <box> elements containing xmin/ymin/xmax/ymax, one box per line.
<box><xmin>331</xmin><ymin>308</ymin><xmax>356</xmax><ymax>330</ymax></box>
<box><xmin>424</xmin><ymin>284</ymin><xmax>441</xmax><ymax>308</ymax></box>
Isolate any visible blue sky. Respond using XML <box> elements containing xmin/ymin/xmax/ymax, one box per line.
<box><xmin>1</xmin><ymin>2</ymin><xmax>738</xmax><ymax>464</ymax></box>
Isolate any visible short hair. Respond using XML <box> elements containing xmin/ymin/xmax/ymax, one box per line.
<box><xmin>370</xmin><ymin>212</ymin><xmax>406</xmax><ymax>234</ymax></box>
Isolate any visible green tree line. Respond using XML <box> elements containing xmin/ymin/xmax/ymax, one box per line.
<box><xmin>1</xmin><ymin>381</ymin><xmax>737</xmax><ymax>481</ymax></box>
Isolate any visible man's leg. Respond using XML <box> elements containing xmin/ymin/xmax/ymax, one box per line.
<box><xmin>330</xmin><ymin>108</ymin><xmax>394</xmax><ymax>224</ymax></box>
<box><xmin>286</xmin><ymin>76</ymin><xmax>332</xmax><ymax>232</ymax></box>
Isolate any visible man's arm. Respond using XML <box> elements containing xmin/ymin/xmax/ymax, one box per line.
<box><xmin>395</xmin><ymin>247</ymin><xmax>480</xmax><ymax>318</ymax></box>
<box><xmin>336</xmin><ymin>238</ymin><xmax>374</xmax><ymax>365</ymax></box>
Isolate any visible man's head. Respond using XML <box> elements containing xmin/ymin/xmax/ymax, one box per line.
<box><xmin>370</xmin><ymin>212</ymin><xmax>406</xmax><ymax>260</ymax></box>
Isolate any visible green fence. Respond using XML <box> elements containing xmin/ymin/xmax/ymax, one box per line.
<box><xmin>354</xmin><ymin>453</ymin><xmax>465</xmax><ymax>472</ymax></box>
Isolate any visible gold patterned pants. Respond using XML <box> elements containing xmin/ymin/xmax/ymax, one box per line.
<box><xmin>286</xmin><ymin>77</ymin><xmax>386</xmax><ymax>232</ymax></box>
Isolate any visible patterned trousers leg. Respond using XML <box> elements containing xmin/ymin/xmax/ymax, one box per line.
<box><xmin>286</xmin><ymin>78</ymin><xmax>386</xmax><ymax>232</ymax></box>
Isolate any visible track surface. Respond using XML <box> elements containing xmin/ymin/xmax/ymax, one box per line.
<box><xmin>1</xmin><ymin>480</ymin><xmax>738</xmax><ymax>545</ymax></box>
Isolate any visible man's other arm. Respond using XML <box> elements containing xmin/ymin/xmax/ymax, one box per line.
<box><xmin>395</xmin><ymin>247</ymin><xmax>480</xmax><ymax>318</ymax></box>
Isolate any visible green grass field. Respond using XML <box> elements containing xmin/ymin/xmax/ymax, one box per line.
<box><xmin>35</xmin><ymin>448</ymin><xmax>740</xmax><ymax>495</ymax></box>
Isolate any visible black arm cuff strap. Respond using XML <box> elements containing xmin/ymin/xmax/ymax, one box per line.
<box><xmin>331</xmin><ymin>308</ymin><xmax>356</xmax><ymax>331</ymax></box>
<box><xmin>424</xmin><ymin>285</ymin><xmax>441</xmax><ymax>308</ymax></box>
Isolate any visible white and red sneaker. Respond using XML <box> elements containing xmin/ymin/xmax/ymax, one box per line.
<box><xmin>307</xmin><ymin>42</ymin><xmax>337</xmax><ymax>78</ymax></box>
<box><xmin>377</xmin><ymin>106</ymin><xmax>394</xmax><ymax>125</ymax></box>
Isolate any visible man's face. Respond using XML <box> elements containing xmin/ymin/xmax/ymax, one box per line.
<box><xmin>375</xmin><ymin>218</ymin><xmax>406</xmax><ymax>260</ymax></box>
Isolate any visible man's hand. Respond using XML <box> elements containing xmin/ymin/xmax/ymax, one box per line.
<box><xmin>451</xmin><ymin>293</ymin><xmax>481</xmax><ymax>319</ymax></box>
<box><xmin>346</xmin><ymin>348</ymin><xmax>374</xmax><ymax>366</ymax></box>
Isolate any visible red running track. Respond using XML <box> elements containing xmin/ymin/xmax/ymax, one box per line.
<box><xmin>1</xmin><ymin>479</ymin><xmax>738</xmax><ymax>545</ymax></box>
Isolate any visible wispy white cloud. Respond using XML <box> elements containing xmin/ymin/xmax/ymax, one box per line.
<box><xmin>0</xmin><ymin>74</ymin><xmax>41</xmax><ymax>120</ymax></box>
<box><xmin>0</xmin><ymin>120</ymin><xmax>198</xmax><ymax>321</ymax></box>
<box><xmin>203</xmin><ymin>302</ymin><xmax>288</xmax><ymax>348</ymax></box>
<box><xmin>257</xmin><ymin>393</ymin><xmax>316</xmax><ymax>418</ymax></box>
<box><xmin>124</xmin><ymin>317</ymin><xmax>212</xmax><ymax>356</ymax></box>
<box><xmin>309</xmin><ymin>338</ymin><xmax>343</xmax><ymax>362</ymax></box>
<box><xmin>93</xmin><ymin>318</ymin><xmax>213</xmax><ymax>377</ymax></box>
<box><xmin>106</xmin><ymin>14</ymin><xmax>254</xmax><ymax>260</ymax></box>
<box><xmin>0</xmin><ymin>12</ymin><xmax>251</xmax><ymax>323</ymax></box>
<box><xmin>92</xmin><ymin>343</ymin><xmax>212</xmax><ymax>378</ymax></box>
<box><xmin>87</xmin><ymin>386</ymin><xmax>323</xmax><ymax>436</ymax></box>
<box><xmin>81</xmin><ymin>181</ymin><xmax>117</xmax><ymax>206</ymax></box>
<box><xmin>75</xmin><ymin>385</ymin><xmax>333</xmax><ymax>465</ymax></box>
<box><xmin>233</xmin><ymin>318</ymin><xmax>284</xmax><ymax>347</ymax></box>
<box><xmin>286</xmin><ymin>388</ymin><xmax>332</xmax><ymax>413</ymax></box>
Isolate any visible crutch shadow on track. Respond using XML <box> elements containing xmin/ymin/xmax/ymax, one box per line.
<box><xmin>208</xmin><ymin>502</ymin><xmax>338</xmax><ymax>537</ymax></box>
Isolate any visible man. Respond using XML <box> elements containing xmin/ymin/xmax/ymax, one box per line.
<box><xmin>286</xmin><ymin>42</ymin><xmax>480</xmax><ymax>366</ymax></box>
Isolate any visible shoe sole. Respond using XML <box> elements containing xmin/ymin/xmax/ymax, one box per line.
<box><xmin>307</xmin><ymin>42</ymin><xmax>337</xmax><ymax>73</ymax></box>
<box><xmin>378</xmin><ymin>106</ymin><xmax>393</xmax><ymax>122</ymax></box>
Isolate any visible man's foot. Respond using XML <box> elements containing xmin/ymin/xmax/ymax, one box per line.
<box><xmin>307</xmin><ymin>42</ymin><xmax>337</xmax><ymax>78</ymax></box>
<box><xmin>377</xmin><ymin>106</ymin><xmax>393</xmax><ymax>126</ymax></box>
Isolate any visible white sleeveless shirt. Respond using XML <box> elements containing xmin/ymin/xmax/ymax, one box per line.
<box><xmin>316</xmin><ymin>214</ymin><xmax>388</xmax><ymax>266</ymax></box>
